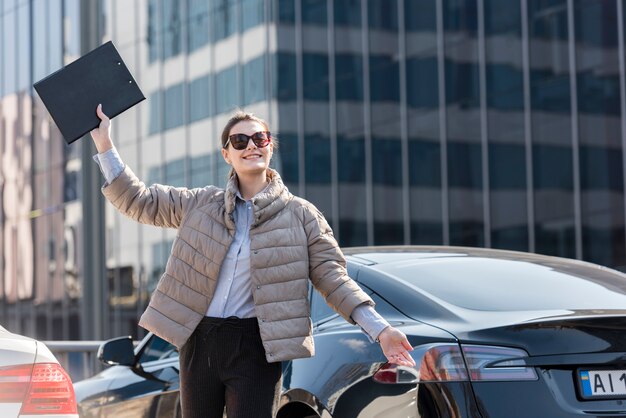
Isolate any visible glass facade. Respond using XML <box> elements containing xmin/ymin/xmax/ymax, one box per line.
<box><xmin>0</xmin><ymin>0</ymin><xmax>82</xmax><ymax>339</ymax></box>
<box><xmin>2</xmin><ymin>0</ymin><xmax>626</xmax><ymax>341</ymax></box>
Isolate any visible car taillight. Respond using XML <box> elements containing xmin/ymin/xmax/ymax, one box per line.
<box><xmin>373</xmin><ymin>343</ymin><xmax>537</xmax><ymax>384</ymax></box>
<box><xmin>462</xmin><ymin>344</ymin><xmax>537</xmax><ymax>381</ymax></box>
<box><xmin>0</xmin><ymin>363</ymin><xmax>78</xmax><ymax>415</ymax></box>
<box><xmin>0</xmin><ymin>364</ymin><xmax>32</xmax><ymax>403</ymax></box>
<box><xmin>21</xmin><ymin>363</ymin><xmax>77</xmax><ymax>415</ymax></box>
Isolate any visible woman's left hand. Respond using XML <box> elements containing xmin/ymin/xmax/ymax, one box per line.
<box><xmin>378</xmin><ymin>326</ymin><xmax>416</xmax><ymax>367</ymax></box>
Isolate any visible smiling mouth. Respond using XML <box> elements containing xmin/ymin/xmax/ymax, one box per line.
<box><xmin>243</xmin><ymin>155</ymin><xmax>262</xmax><ymax>159</ymax></box>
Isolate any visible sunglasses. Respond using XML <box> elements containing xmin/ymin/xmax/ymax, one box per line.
<box><xmin>224</xmin><ymin>131</ymin><xmax>272</xmax><ymax>150</ymax></box>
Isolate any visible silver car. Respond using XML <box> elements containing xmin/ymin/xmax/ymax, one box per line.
<box><xmin>0</xmin><ymin>325</ymin><xmax>78</xmax><ymax>418</ymax></box>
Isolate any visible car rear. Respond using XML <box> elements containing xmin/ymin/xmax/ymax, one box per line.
<box><xmin>359</xmin><ymin>247</ymin><xmax>626</xmax><ymax>417</ymax></box>
<box><xmin>464</xmin><ymin>315</ymin><xmax>626</xmax><ymax>418</ymax></box>
<box><xmin>0</xmin><ymin>327</ymin><xmax>78</xmax><ymax>418</ymax></box>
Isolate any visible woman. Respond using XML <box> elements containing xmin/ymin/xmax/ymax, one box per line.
<box><xmin>90</xmin><ymin>104</ymin><xmax>415</xmax><ymax>418</ymax></box>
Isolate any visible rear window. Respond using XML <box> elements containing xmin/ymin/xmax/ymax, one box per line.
<box><xmin>375</xmin><ymin>257</ymin><xmax>626</xmax><ymax>311</ymax></box>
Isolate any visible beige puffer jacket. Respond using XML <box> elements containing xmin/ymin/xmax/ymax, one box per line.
<box><xmin>101</xmin><ymin>166</ymin><xmax>374</xmax><ymax>362</ymax></box>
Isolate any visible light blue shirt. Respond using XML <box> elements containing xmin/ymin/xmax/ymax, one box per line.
<box><xmin>94</xmin><ymin>148</ymin><xmax>390</xmax><ymax>341</ymax></box>
<box><xmin>206</xmin><ymin>191</ymin><xmax>256</xmax><ymax>318</ymax></box>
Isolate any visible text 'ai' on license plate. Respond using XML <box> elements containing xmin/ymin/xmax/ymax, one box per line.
<box><xmin>579</xmin><ymin>370</ymin><xmax>626</xmax><ymax>399</ymax></box>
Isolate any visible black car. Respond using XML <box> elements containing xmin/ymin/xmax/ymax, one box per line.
<box><xmin>74</xmin><ymin>246</ymin><xmax>626</xmax><ymax>417</ymax></box>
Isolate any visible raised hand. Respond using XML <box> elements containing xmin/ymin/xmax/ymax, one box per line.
<box><xmin>90</xmin><ymin>103</ymin><xmax>113</xmax><ymax>153</ymax></box>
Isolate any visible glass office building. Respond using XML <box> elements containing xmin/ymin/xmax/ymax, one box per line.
<box><xmin>2</xmin><ymin>0</ymin><xmax>626</xmax><ymax>340</ymax></box>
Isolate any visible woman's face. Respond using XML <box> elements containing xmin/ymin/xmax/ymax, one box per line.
<box><xmin>221</xmin><ymin>120</ymin><xmax>273</xmax><ymax>178</ymax></box>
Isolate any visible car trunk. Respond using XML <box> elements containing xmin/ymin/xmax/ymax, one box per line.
<box><xmin>455</xmin><ymin>313</ymin><xmax>626</xmax><ymax>418</ymax></box>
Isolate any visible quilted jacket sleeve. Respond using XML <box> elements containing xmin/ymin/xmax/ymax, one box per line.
<box><xmin>101</xmin><ymin>165</ymin><xmax>211</xmax><ymax>228</ymax></box>
<box><xmin>302</xmin><ymin>204</ymin><xmax>374</xmax><ymax>324</ymax></box>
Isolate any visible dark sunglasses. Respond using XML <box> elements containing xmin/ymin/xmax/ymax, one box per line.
<box><xmin>224</xmin><ymin>131</ymin><xmax>272</xmax><ymax>150</ymax></box>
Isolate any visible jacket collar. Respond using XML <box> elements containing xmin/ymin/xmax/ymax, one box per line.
<box><xmin>223</xmin><ymin>168</ymin><xmax>291</xmax><ymax>231</ymax></box>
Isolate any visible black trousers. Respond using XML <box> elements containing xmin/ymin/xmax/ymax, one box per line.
<box><xmin>179</xmin><ymin>316</ymin><xmax>282</xmax><ymax>418</ymax></box>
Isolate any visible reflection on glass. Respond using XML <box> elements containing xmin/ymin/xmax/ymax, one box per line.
<box><xmin>188</xmin><ymin>0</ymin><xmax>209</xmax><ymax>52</ymax></box>
<box><xmin>243</xmin><ymin>55</ymin><xmax>266</xmax><ymax>105</ymax></box>
<box><xmin>275</xmin><ymin>0</ymin><xmax>295</xmax><ymax>24</ymax></box>
<box><xmin>147</xmin><ymin>0</ymin><xmax>160</xmax><ymax>62</ymax></box>
<box><xmin>301</xmin><ymin>0</ymin><xmax>326</xmax><ymax>26</ymax></box>
<box><xmin>334</xmin><ymin>0</ymin><xmax>360</xmax><ymax>28</ymax></box>
<box><xmin>164</xmin><ymin>84</ymin><xmax>184</xmax><ymax>130</ymax></box>
<box><xmin>216</xmin><ymin>66</ymin><xmax>238</xmax><ymax>114</ymax></box>
<box><xmin>369</xmin><ymin>56</ymin><xmax>399</xmax><ymax>103</ymax></box>
<box><xmin>444</xmin><ymin>0</ymin><xmax>483</xmax><ymax>247</ymax></box>
<box><xmin>189</xmin><ymin>75</ymin><xmax>212</xmax><ymax>122</ymax></box>
<box><xmin>409</xmin><ymin>139</ymin><xmax>442</xmax><ymax>244</ymax></box>
<box><xmin>242</xmin><ymin>0</ymin><xmax>264</xmax><ymax>32</ymax></box>
<box><xmin>406</xmin><ymin>0</ymin><xmax>441</xmax><ymax>245</ymax></box>
<box><xmin>574</xmin><ymin>0</ymin><xmax>625</xmax><ymax>267</ymax></box>
<box><xmin>335</xmin><ymin>54</ymin><xmax>363</xmax><ymax>101</ymax></box>
<box><xmin>335</xmin><ymin>8</ymin><xmax>366</xmax><ymax>246</ymax></box>
<box><xmin>149</xmin><ymin>91</ymin><xmax>162</xmax><ymax>135</ymax></box>
<box><xmin>448</xmin><ymin>142</ymin><xmax>483</xmax><ymax>246</ymax></box>
<box><xmin>0</xmin><ymin>10</ymin><xmax>16</xmax><ymax>95</ymax></box>
<box><xmin>17</xmin><ymin>3</ymin><xmax>31</xmax><ymax>92</ymax></box>
<box><xmin>164</xmin><ymin>158</ymin><xmax>185</xmax><ymax>187</ymax></box>
<box><xmin>49</xmin><ymin>0</ymin><xmax>62</xmax><ymax>72</ymax></box>
<box><xmin>273</xmin><ymin>53</ymin><xmax>297</xmax><ymax>100</ymax></box>
<box><xmin>485</xmin><ymin>0</ymin><xmax>527</xmax><ymax>251</ymax></box>
<box><xmin>190</xmin><ymin>154</ymin><xmax>214</xmax><ymax>188</ymax></box>
<box><xmin>369</xmin><ymin>7</ymin><xmax>402</xmax><ymax>245</ymax></box>
<box><xmin>373</xmin><ymin>138</ymin><xmax>403</xmax><ymax>245</ymax></box>
<box><xmin>36</xmin><ymin>3</ymin><xmax>50</xmax><ymax>85</ymax></box>
<box><xmin>212</xmin><ymin>0</ymin><xmax>238</xmax><ymax>42</ymax></box>
<box><xmin>303</xmin><ymin>54</ymin><xmax>329</xmax><ymax>101</ymax></box>
<box><xmin>368</xmin><ymin>0</ymin><xmax>397</xmax><ymax>31</ymax></box>
<box><xmin>406</xmin><ymin>57</ymin><xmax>437</xmax><ymax>108</ymax></box>
<box><xmin>305</xmin><ymin>134</ymin><xmax>330</xmax><ymax>184</ymax></box>
<box><xmin>275</xmin><ymin>132</ymin><xmax>298</xmax><ymax>185</ymax></box>
<box><xmin>529</xmin><ymin>0</ymin><xmax>574</xmax><ymax>258</ymax></box>
<box><xmin>163</xmin><ymin>0</ymin><xmax>182</xmax><ymax>59</ymax></box>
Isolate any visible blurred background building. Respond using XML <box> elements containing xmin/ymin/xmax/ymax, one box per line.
<box><xmin>1</xmin><ymin>0</ymin><xmax>626</xmax><ymax>341</ymax></box>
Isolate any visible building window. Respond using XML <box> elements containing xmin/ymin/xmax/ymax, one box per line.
<box><xmin>368</xmin><ymin>0</ymin><xmax>397</xmax><ymax>31</ymax></box>
<box><xmin>149</xmin><ymin>91</ymin><xmax>162</xmax><ymax>134</ymax></box>
<box><xmin>147</xmin><ymin>0</ymin><xmax>160</xmax><ymax>62</ymax></box>
<box><xmin>334</xmin><ymin>0</ymin><xmax>360</xmax><ymax>28</ymax></box>
<box><xmin>302</xmin><ymin>0</ymin><xmax>326</xmax><ymax>25</ymax></box>
<box><xmin>274</xmin><ymin>0</ymin><xmax>295</xmax><ymax>24</ymax></box>
<box><xmin>273</xmin><ymin>53</ymin><xmax>297</xmax><ymax>100</ymax></box>
<box><xmin>216</xmin><ymin>66</ymin><xmax>238</xmax><ymax>114</ymax></box>
<box><xmin>335</xmin><ymin>54</ymin><xmax>363</xmax><ymax>101</ymax></box>
<box><xmin>189</xmin><ymin>75</ymin><xmax>212</xmax><ymax>122</ymax></box>
<box><xmin>369</xmin><ymin>55</ymin><xmax>399</xmax><ymax>102</ymax></box>
<box><xmin>212</xmin><ymin>0</ymin><xmax>238</xmax><ymax>42</ymax></box>
<box><xmin>164</xmin><ymin>83</ymin><xmax>184</xmax><ymax>130</ymax></box>
<box><xmin>243</xmin><ymin>55</ymin><xmax>266</xmax><ymax>105</ymax></box>
<box><xmin>242</xmin><ymin>0</ymin><xmax>264</xmax><ymax>32</ymax></box>
<box><xmin>163</xmin><ymin>0</ymin><xmax>182</xmax><ymax>59</ymax></box>
<box><xmin>303</xmin><ymin>53</ymin><xmax>329</xmax><ymax>101</ymax></box>
<box><xmin>188</xmin><ymin>0</ymin><xmax>209</xmax><ymax>52</ymax></box>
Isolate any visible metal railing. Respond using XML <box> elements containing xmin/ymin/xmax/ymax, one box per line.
<box><xmin>43</xmin><ymin>340</ymin><xmax>138</xmax><ymax>383</ymax></box>
<box><xmin>43</xmin><ymin>341</ymin><xmax>104</xmax><ymax>382</ymax></box>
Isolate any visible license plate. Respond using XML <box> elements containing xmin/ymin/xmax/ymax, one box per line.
<box><xmin>579</xmin><ymin>370</ymin><xmax>626</xmax><ymax>399</ymax></box>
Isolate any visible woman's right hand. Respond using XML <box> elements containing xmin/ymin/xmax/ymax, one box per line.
<box><xmin>90</xmin><ymin>103</ymin><xmax>113</xmax><ymax>153</ymax></box>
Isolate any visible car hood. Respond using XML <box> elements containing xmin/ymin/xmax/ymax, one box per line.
<box><xmin>427</xmin><ymin>309</ymin><xmax>626</xmax><ymax>357</ymax></box>
<box><xmin>0</xmin><ymin>329</ymin><xmax>37</xmax><ymax>367</ymax></box>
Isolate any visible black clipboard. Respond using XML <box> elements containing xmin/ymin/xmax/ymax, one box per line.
<box><xmin>34</xmin><ymin>41</ymin><xmax>145</xmax><ymax>144</ymax></box>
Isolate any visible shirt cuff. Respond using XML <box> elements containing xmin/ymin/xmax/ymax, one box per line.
<box><xmin>351</xmin><ymin>303</ymin><xmax>390</xmax><ymax>343</ymax></box>
<box><xmin>93</xmin><ymin>147</ymin><xmax>125</xmax><ymax>184</ymax></box>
